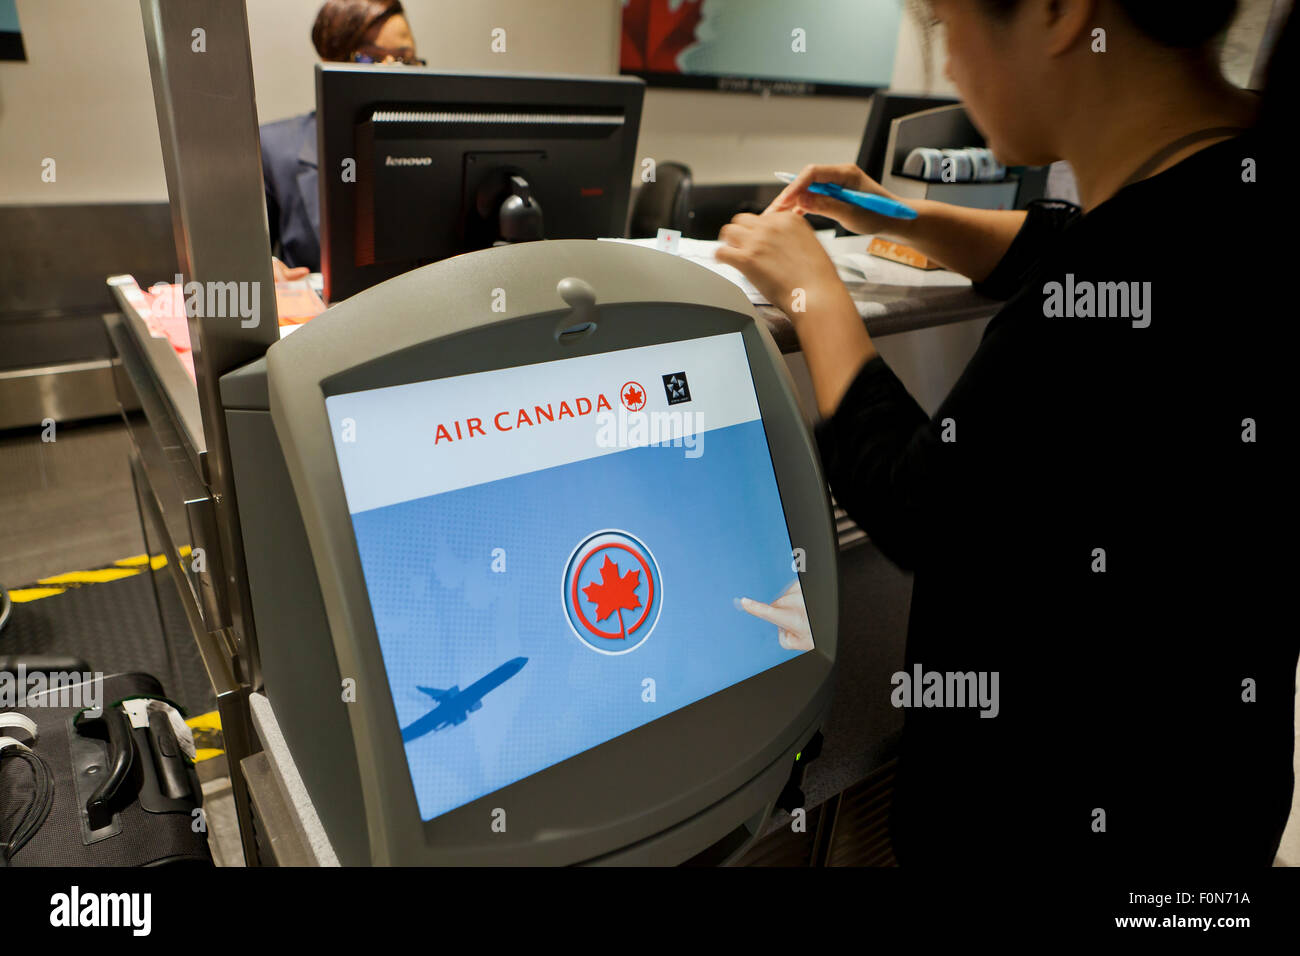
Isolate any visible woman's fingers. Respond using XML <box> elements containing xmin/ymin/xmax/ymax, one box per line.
<box><xmin>738</xmin><ymin>596</ymin><xmax>807</xmax><ymax>633</ymax></box>
<box><xmin>767</xmin><ymin>164</ymin><xmax>826</xmax><ymax>212</ymax></box>
<box><xmin>718</xmin><ymin>215</ymin><xmax>754</xmax><ymax>241</ymax></box>
<box><xmin>768</xmin><ymin>163</ymin><xmax>868</xmax><ymax>212</ymax></box>
<box><xmin>738</xmin><ymin>584</ymin><xmax>815</xmax><ymax>651</ymax></box>
<box><xmin>768</xmin><ymin>163</ymin><xmax>901</xmax><ymax>235</ymax></box>
<box><xmin>714</xmin><ymin>234</ymin><xmax>755</xmax><ymax>270</ymax></box>
<box><xmin>778</xmin><ymin>629</ymin><xmax>815</xmax><ymax>651</ymax></box>
<box><xmin>715</xmin><ymin>210</ymin><xmax>842</xmax><ymax>315</ymax></box>
<box><xmin>715</xmin><ymin>220</ymin><xmax>752</xmax><ymax>264</ymax></box>
<box><xmin>772</xmin><ymin>592</ymin><xmax>806</xmax><ymax>612</ymax></box>
<box><xmin>271</xmin><ymin>257</ymin><xmax>309</xmax><ymax>282</ymax></box>
<box><xmin>793</xmin><ymin>189</ymin><xmax>857</xmax><ymax>220</ymax></box>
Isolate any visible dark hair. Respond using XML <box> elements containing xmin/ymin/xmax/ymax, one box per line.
<box><xmin>966</xmin><ymin>0</ymin><xmax>1297</xmax><ymax>141</ymax></box>
<box><xmin>1257</xmin><ymin>0</ymin><xmax>1295</xmax><ymax>138</ymax></box>
<box><xmin>976</xmin><ymin>0</ymin><xmax>1239</xmax><ymax>48</ymax></box>
<box><xmin>311</xmin><ymin>0</ymin><xmax>404</xmax><ymax>62</ymax></box>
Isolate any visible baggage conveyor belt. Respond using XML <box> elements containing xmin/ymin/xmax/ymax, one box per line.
<box><xmin>0</xmin><ymin>556</ymin><xmax>216</xmax><ymax>716</ymax></box>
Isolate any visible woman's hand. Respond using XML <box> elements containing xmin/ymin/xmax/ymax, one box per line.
<box><xmin>768</xmin><ymin>163</ymin><xmax>909</xmax><ymax>238</ymax></box>
<box><xmin>737</xmin><ymin>580</ymin><xmax>814</xmax><ymax>652</ymax></box>
<box><xmin>717</xmin><ymin>210</ymin><xmax>877</xmax><ymax>419</ymax></box>
<box><xmin>272</xmin><ymin>257</ymin><xmax>310</xmax><ymax>283</ymax></box>
<box><xmin>716</xmin><ymin>211</ymin><xmax>844</xmax><ymax>319</ymax></box>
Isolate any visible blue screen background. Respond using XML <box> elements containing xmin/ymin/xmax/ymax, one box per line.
<box><xmin>350</xmin><ymin>420</ymin><xmax>807</xmax><ymax>821</ymax></box>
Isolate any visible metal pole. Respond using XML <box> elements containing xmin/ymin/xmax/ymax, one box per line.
<box><xmin>138</xmin><ymin>0</ymin><xmax>281</xmax><ymax>865</ymax></box>
<box><xmin>138</xmin><ymin>0</ymin><xmax>275</xmax><ymax>687</ymax></box>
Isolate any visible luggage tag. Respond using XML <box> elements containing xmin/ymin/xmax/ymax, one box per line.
<box><xmin>120</xmin><ymin>698</ymin><xmax>197</xmax><ymax>761</ymax></box>
<box><xmin>118</xmin><ymin>698</ymin><xmax>201</xmax><ymax>809</ymax></box>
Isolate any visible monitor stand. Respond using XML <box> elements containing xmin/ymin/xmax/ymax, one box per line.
<box><xmin>475</xmin><ymin>171</ymin><xmax>544</xmax><ymax>246</ymax></box>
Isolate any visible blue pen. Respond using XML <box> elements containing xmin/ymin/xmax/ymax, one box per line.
<box><xmin>774</xmin><ymin>171</ymin><xmax>918</xmax><ymax>220</ymax></box>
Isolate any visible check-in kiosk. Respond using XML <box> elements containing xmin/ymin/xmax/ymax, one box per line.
<box><xmin>219</xmin><ymin>239</ymin><xmax>837</xmax><ymax>865</ymax></box>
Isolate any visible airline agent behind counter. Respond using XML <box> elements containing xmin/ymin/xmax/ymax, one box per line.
<box><xmin>260</xmin><ymin>0</ymin><xmax>423</xmax><ymax>281</ymax></box>
<box><xmin>719</xmin><ymin>0</ymin><xmax>1298</xmax><ymax>867</ymax></box>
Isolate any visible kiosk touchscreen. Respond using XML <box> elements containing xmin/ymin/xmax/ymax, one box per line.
<box><xmin>231</xmin><ymin>240</ymin><xmax>838</xmax><ymax>865</ymax></box>
<box><xmin>327</xmin><ymin>332</ymin><xmax>809</xmax><ymax>823</ymax></box>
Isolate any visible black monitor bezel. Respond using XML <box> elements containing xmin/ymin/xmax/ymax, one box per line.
<box><xmin>316</xmin><ymin>64</ymin><xmax>645</xmax><ymax>304</ymax></box>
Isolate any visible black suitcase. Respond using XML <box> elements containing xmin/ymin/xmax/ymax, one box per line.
<box><xmin>1</xmin><ymin>671</ymin><xmax>212</xmax><ymax>867</ymax></box>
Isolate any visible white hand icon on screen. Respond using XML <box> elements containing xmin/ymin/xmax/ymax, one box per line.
<box><xmin>736</xmin><ymin>579</ymin><xmax>813</xmax><ymax>651</ymax></box>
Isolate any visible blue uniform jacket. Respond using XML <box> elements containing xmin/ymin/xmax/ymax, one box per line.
<box><xmin>260</xmin><ymin>111</ymin><xmax>320</xmax><ymax>271</ymax></box>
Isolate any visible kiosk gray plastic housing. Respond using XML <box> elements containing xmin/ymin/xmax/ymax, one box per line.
<box><xmin>225</xmin><ymin>239</ymin><xmax>837</xmax><ymax>864</ymax></box>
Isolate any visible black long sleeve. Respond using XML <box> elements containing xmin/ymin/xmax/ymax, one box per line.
<box><xmin>813</xmin><ymin>127</ymin><xmax>1296</xmax><ymax>867</ymax></box>
<box><xmin>971</xmin><ymin>199</ymin><xmax>1081</xmax><ymax>300</ymax></box>
<box><xmin>814</xmin><ymin>357</ymin><xmax>944</xmax><ymax>572</ymax></box>
<box><xmin>816</xmin><ymin>199</ymin><xmax>1085</xmax><ymax>571</ymax></box>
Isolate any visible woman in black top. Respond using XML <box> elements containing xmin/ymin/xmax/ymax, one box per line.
<box><xmin>718</xmin><ymin>0</ymin><xmax>1296</xmax><ymax>866</ymax></box>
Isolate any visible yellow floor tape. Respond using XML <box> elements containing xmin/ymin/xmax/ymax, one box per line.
<box><xmin>37</xmin><ymin>567</ymin><xmax>141</xmax><ymax>586</ymax></box>
<box><xmin>7</xmin><ymin>549</ymin><xmax>226</xmax><ymax>763</ymax></box>
<box><xmin>187</xmin><ymin>710</ymin><xmax>225</xmax><ymax>762</ymax></box>
<box><xmin>7</xmin><ymin>586</ymin><xmax>66</xmax><ymax>603</ymax></box>
<box><xmin>8</xmin><ymin>547</ymin><xmax>189</xmax><ymax>603</ymax></box>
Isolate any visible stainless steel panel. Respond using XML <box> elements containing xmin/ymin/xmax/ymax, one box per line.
<box><xmin>106</xmin><ymin>314</ymin><xmax>226</xmax><ymax>632</ymax></box>
<box><xmin>129</xmin><ymin>450</ymin><xmax>259</xmax><ymax>866</ymax></box>
<box><xmin>0</xmin><ymin>202</ymin><xmax>176</xmax><ymax>317</ymax></box>
<box><xmin>183</xmin><ymin>493</ymin><xmax>231</xmax><ymax>632</ymax></box>
<box><xmin>0</xmin><ymin>313</ymin><xmax>113</xmax><ymax>371</ymax></box>
<box><xmin>139</xmin><ymin>0</ymin><xmax>280</xmax><ymax>686</ymax></box>
<box><xmin>0</xmin><ymin>360</ymin><xmax>126</xmax><ymax>429</ymax></box>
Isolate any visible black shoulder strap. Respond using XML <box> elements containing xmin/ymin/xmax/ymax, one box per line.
<box><xmin>1118</xmin><ymin>126</ymin><xmax>1246</xmax><ymax>191</ymax></box>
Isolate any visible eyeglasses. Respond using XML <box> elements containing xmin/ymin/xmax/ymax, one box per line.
<box><xmin>351</xmin><ymin>45</ymin><xmax>426</xmax><ymax>66</ymax></box>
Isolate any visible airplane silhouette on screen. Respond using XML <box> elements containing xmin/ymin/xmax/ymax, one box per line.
<box><xmin>400</xmin><ymin>657</ymin><xmax>528</xmax><ymax>742</ymax></box>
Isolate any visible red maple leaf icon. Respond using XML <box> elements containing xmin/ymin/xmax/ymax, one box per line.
<box><xmin>581</xmin><ymin>554</ymin><xmax>642</xmax><ymax>639</ymax></box>
<box><xmin>623</xmin><ymin>384</ymin><xmax>644</xmax><ymax>409</ymax></box>
<box><xmin>620</xmin><ymin>0</ymin><xmax>705</xmax><ymax>73</ymax></box>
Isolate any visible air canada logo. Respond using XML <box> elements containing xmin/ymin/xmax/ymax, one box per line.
<box><xmin>562</xmin><ymin>530</ymin><xmax>663</xmax><ymax>655</ymax></box>
<box><xmin>620</xmin><ymin>381</ymin><xmax>647</xmax><ymax>412</ymax></box>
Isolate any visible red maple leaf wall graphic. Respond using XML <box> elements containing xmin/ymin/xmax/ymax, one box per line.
<box><xmin>620</xmin><ymin>0</ymin><xmax>705</xmax><ymax>73</ymax></box>
<box><xmin>582</xmin><ymin>554</ymin><xmax>642</xmax><ymax>639</ymax></box>
<box><xmin>623</xmin><ymin>385</ymin><xmax>643</xmax><ymax>407</ymax></box>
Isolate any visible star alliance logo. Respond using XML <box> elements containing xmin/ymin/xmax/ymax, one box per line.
<box><xmin>662</xmin><ymin>371</ymin><xmax>691</xmax><ymax>405</ymax></box>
